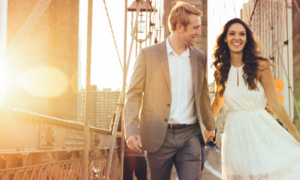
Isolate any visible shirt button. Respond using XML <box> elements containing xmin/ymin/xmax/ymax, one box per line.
<box><xmin>164</xmin><ymin>119</ymin><xmax>168</xmax><ymax>122</ymax></box>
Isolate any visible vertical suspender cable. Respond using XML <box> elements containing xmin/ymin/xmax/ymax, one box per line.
<box><xmin>146</xmin><ymin>0</ymin><xmax>148</xmax><ymax>47</ymax></box>
<box><xmin>135</xmin><ymin>2</ymin><xmax>139</xmax><ymax>58</ymax></box>
<box><xmin>84</xmin><ymin>0</ymin><xmax>93</xmax><ymax>179</ymax></box>
<box><xmin>120</xmin><ymin>0</ymin><xmax>128</xmax><ymax>179</ymax></box>
<box><xmin>105</xmin><ymin>3</ymin><xmax>141</xmax><ymax>180</ymax></box>
<box><xmin>285</xmin><ymin>0</ymin><xmax>291</xmax><ymax>117</ymax></box>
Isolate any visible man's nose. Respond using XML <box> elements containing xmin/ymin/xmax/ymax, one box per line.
<box><xmin>197</xmin><ymin>28</ymin><xmax>201</xmax><ymax>36</ymax></box>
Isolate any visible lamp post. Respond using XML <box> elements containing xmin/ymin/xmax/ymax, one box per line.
<box><xmin>128</xmin><ymin>0</ymin><xmax>157</xmax><ymax>57</ymax></box>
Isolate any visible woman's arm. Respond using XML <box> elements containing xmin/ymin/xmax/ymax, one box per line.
<box><xmin>258</xmin><ymin>60</ymin><xmax>300</xmax><ymax>143</ymax></box>
<box><xmin>211</xmin><ymin>87</ymin><xmax>225</xmax><ymax>117</ymax></box>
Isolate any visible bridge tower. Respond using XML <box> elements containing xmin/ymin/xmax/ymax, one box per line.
<box><xmin>5</xmin><ymin>0</ymin><xmax>79</xmax><ymax>120</ymax></box>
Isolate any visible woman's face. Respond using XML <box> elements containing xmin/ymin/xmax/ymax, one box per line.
<box><xmin>224</xmin><ymin>23</ymin><xmax>247</xmax><ymax>54</ymax></box>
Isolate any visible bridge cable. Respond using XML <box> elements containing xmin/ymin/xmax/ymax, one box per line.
<box><xmin>103</xmin><ymin>0</ymin><xmax>124</xmax><ymax>72</ymax></box>
<box><xmin>293</xmin><ymin>0</ymin><xmax>300</xmax><ymax>15</ymax></box>
<box><xmin>249</xmin><ymin>0</ymin><xmax>260</xmax><ymax>26</ymax></box>
<box><xmin>105</xmin><ymin>2</ymin><xmax>142</xmax><ymax>179</ymax></box>
<box><xmin>0</xmin><ymin>0</ymin><xmax>51</xmax><ymax>63</ymax></box>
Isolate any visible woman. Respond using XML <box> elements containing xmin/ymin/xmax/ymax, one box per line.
<box><xmin>211</xmin><ymin>18</ymin><xmax>300</xmax><ymax>179</ymax></box>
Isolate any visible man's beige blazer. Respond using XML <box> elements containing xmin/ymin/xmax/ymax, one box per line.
<box><xmin>124</xmin><ymin>40</ymin><xmax>216</xmax><ymax>153</ymax></box>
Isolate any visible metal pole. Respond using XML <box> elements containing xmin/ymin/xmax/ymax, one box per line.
<box><xmin>120</xmin><ymin>0</ymin><xmax>128</xmax><ymax>179</ymax></box>
<box><xmin>84</xmin><ymin>0</ymin><xmax>93</xmax><ymax>179</ymax></box>
<box><xmin>104</xmin><ymin>3</ymin><xmax>141</xmax><ymax>180</ymax></box>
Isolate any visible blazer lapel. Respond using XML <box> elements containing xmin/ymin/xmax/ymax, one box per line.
<box><xmin>189</xmin><ymin>46</ymin><xmax>198</xmax><ymax>98</ymax></box>
<box><xmin>157</xmin><ymin>40</ymin><xmax>171</xmax><ymax>92</ymax></box>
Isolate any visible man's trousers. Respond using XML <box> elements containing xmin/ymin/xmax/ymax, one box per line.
<box><xmin>147</xmin><ymin>124</ymin><xmax>204</xmax><ymax>180</ymax></box>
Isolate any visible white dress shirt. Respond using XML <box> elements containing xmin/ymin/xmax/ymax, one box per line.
<box><xmin>166</xmin><ymin>38</ymin><xmax>197</xmax><ymax>125</ymax></box>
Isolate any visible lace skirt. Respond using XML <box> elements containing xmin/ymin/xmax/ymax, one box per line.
<box><xmin>222</xmin><ymin>109</ymin><xmax>300</xmax><ymax>180</ymax></box>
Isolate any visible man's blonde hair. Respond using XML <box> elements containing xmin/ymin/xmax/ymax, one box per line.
<box><xmin>168</xmin><ymin>2</ymin><xmax>203</xmax><ymax>32</ymax></box>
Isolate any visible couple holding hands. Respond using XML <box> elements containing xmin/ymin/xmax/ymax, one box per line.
<box><xmin>124</xmin><ymin>2</ymin><xmax>300</xmax><ymax>180</ymax></box>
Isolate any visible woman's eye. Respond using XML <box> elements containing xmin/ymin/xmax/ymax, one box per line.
<box><xmin>229</xmin><ymin>33</ymin><xmax>234</xmax><ymax>35</ymax></box>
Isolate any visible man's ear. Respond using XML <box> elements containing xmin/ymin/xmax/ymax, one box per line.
<box><xmin>176</xmin><ymin>22</ymin><xmax>183</xmax><ymax>33</ymax></box>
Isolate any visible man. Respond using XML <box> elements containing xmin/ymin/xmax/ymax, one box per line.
<box><xmin>124</xmin><ymin>2</ymin><xmax>215</xmax><ymax>180</ymax></box>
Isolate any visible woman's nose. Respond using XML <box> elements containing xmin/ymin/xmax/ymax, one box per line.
<box><xmin>234</xmin><ymin>35</ymin><xmax>240</xmax><ymax>40</ymax></box>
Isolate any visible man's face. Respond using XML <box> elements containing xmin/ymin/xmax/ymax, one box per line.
<box><xmin>179</xmin><ymin>14</ymin><xmax>201</xmax><ymax>46</ymax></box>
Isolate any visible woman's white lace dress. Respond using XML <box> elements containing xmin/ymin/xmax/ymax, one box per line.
<box><xmin>222</xmin><ymin>65</ymin><xmax>300</xmax><ymax>180</ymax></box>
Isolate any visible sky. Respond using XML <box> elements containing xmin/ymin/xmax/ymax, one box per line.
<box><xmin>78</xmin><ymin>0</ymin><xmax>249</xmax><ymax>90</ymax></box>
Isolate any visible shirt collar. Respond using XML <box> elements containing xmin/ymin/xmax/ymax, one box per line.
<box><xmin>166</xmin><ymin>38</ymin><xmax>190</xmax><ymax>58</ymax></box>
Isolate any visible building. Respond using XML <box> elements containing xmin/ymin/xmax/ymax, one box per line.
<box><xmin>77</xmin><ymin>86</ymin><xmax>120</xmax><ymax>130</ymax></box>
<box><xmin>241</xmin><ymin>0</ymin><xmax>297</xmax><ymax>126</ymax></box>
<box><xmin>77</xmin><ymin>88</ymin><xmax>85</xmax><ymax>123</ymax></box>
<box><xmin>78</xmin><ymin>38</ymin><xmax>82</xmax><ymax>90</ymax></box>
<box><xmin>3</xmin><ymin>0</ymin><xmax>79</xmax><ymax>120</ymax></box>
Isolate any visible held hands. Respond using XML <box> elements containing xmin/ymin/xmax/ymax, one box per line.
<box><xmin>126</xmin><ymin>135</ymin><xmax>143</xmax><ymax>153</ymax></box>
<box><xmin>292</xmin><ymin>132</ymin><xmax>300</xmax><ymax>143</ymax></box>
<box><xmin>205</xmin><ymin>130</ymin><xmax>215</xmax><ymax>143</ymax></box>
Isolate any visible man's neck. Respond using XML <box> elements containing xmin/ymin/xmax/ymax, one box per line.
<box><xmin>168</xmin><ymin>33</ymin><xmax>188</xmax><ymax>56</ymax></box>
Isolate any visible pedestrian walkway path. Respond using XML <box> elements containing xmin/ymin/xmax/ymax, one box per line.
<box><xmin>170</xmin><ymin>146</ymin><xmax>222</xmax><ymax>180</ymax></box>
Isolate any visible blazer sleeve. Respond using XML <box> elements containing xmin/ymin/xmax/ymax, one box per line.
<box><xmin>124</xmin><ymin>49</ymin><xmax>146</xmax><ymax>139</ymax></box>
<box><xmin>200</xmin><ymin>52</ymin><xmax>216</xmax><ymax>131</ymax></box>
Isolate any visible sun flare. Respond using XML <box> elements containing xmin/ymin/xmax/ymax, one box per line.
<box><xmin>17</xmin><ymin>66</ymin><xmax>69</xmax><ymax>98</ymax></box>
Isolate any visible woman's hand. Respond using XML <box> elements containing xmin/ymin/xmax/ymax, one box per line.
<box><xmin>292</xmin><ymin>132</ymin><xmax>300</xmax><ymax>143</ymax></box>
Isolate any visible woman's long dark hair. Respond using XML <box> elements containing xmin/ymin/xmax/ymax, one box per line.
<box><xmin>212</xmin><ymin>18</ymin><xmax>270</xmax><ymax>96</ymax></box>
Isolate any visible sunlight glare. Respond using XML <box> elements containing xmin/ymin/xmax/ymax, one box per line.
<box><xmin>0</xmin><ymin>65</ymin><xmax>7</xmax><ymax>91</ymax></box>
<box><xmin>17</xmin><ymin>66</ymin><xmax>69</xmax><ymax>98</ymax></box>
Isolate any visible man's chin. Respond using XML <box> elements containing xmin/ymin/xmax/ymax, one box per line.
<box><xmin>189</xmin><ymin>42</ymin><xmax>196</xmax><ymax>46</ymax></box>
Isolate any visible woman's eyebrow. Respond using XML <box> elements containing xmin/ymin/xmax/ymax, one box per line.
<box><xmin>228</xmin><ymin>30</ymin><xmax>246</xmax><ymax>33</ymax></box>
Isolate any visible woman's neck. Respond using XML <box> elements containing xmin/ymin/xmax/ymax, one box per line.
<box><xmin>229</xmin><ymin>51</ymin><xmax>244</xmax><ymax>67</ymax></box>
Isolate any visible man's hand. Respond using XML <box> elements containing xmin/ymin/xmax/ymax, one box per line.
<box><xmin>205</xmin><ymin>130</ymin><xmax>215</xmax><ymax>143</ymax></box>
<box><xmin>126</xmin><ymin>135</ymin><xmax>142</xmax><ymax>153</ymax></box>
